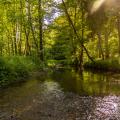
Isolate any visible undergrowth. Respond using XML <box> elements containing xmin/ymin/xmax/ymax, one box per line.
<box><xmin>0</xmin><ymin>56</ymin><xmax>43</xmax><ymax>88</ymax></box>
<box><xmin>84</xmin><ymin>58</ymin><xmax>120</xmax><ymax>72</ymax></box>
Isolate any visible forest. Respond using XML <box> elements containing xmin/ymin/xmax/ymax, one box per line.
<box><xmin>0</xmin><ymin>0</ymin><xmax>120</xmax><ymax>86</ymax></box>
<box><xmin>1</xmin><ymin>0</ymin><xmax>120</xmax><ymax>120</ymax></box>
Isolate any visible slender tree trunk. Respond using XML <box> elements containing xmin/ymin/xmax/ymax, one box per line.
<box><xmin>79</xmin><ymin>1</ymin><xmax>84</xmax><ymax>69</ymax></box>
<box><xmin>104</xmin><ymin>28</ymin><xmax>110</xmax><ymax>59</ymax></box>
<box><xmin>71</xmin><ymin>6</ymin><xmax>77</xmax><ymax>55</ymax></box>
<box><xmin>27</xmin><ymin>0</ymin><xmax>39</xmax><ymax>53</ymax></box>
<box><xmin>18</xmin><ymin>24</ymin><xmax>22</xmax><ymax>55</ymax></box>
<box><xmin>13</xmin><ymin>0</ymin><xmax>17</xmax><ymax>55</ymax></box>
<box><xmin>24</xmin><ymin>28</ymin><xmax>31</xmax><ymax>56</ymax></box>
<box><xmin>13</xmin><ymin>24</ymin><xmax>17</xmax><ymax>55</ymax></box>
<box><xmin>11</xmin><ymin>26</ymin><xmax>14</xmax><ymax>55</ymax></box>
<box><xmin>61</xmin><ymin>0</ymin><xmax>94</xmax><ymax>63</ymax></box>
<box><xmin>104</xmin><ymin>33</ymin><xmax>109</xmax><ymax>59</ymax></box>
<box><xmin>11</xmin><ymin>39</ymin><xmax>14</xmax><ymax>55</ymax></box>
<box><xmin>97</xmin><ymin>32</ymin><xmax>104</xmax><ymax>59</ymax></box>
<box><xmin>18</xmin><ymin>0</ymin><xmax>23</xmax><ymax>55</ymax></box>
<box><xmin>24</xmin><ymin>0</ymin><xmax>31</xmax><ymax>56</ymax></box>
<box><xmin>38</xmin><ymin>0</ymin><xmax>44</xmax><ymax>61</ymax></box>
<box><xmin>6</xmin><ymin>32</ymin><xmax>11</xmax><ymax>56</ymax></box>
<box><xmin>7</xmin><ymin>31</ymin><xmax>13</xmax><ymax>56</ymax></box>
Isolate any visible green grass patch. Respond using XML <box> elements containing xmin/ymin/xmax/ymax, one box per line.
<box><xmin>47</xmin><ymin>59</ymin><xmax>70</xmax><ymax>68</ymax></box>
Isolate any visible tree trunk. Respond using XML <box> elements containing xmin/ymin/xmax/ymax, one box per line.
<box><xmin>97</xmin><ymin>32</ymin><xmax>104</xmax><ymax>59</ymax></box>
<box><xmin>18</xmin><ymin>24</ymin><xmax>22</xmax><ymax>55</ymax></box>
<box><xmin>104</xmin><ymin>33</ymin><xmax>109</xmax><ymax>59</ymax></box>
<box><xmin>62</xmin><ymin>0</ymin><xmax>94</xmax><ymax>63</ymax></box>
<box><xmin>104</xmin><ymin>28</ymin><xmax>110</xmax><ymax>59</ymax></box>
<box><xmin>24</xmin><ymin>0</ymin><xmax>31</xmax><ymax>56</ymax></box>
<box><xmin>79</xmin><ymin>1</ymin><xmax>84</xmax><ymax>69</ymax></box>
<box><xmin>13</xmin><ymin>24</ymin><xmax>17</xmax><ymax>55</ymax></box>
<box><xmin>38</xmin><ymin>0</ymin><xmax>44</xmax><ymax>61</ymax></box>
<box><xmin>18</xmin><ymin>0</ymin><xmax>23</xmax><ymax>55</ymax></box>
<box><xmin>27</xmin><ymin>0</ymin><xmax>39</xmax><ymax>53</ymax></box>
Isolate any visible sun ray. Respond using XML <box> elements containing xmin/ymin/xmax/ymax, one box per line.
<box><xmin>91</xmin><ymin>0</ymin><xmax>106</xmax><ymax>14</ymax></box>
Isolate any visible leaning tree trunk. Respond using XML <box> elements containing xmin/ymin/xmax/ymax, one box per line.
<box><xmin>62</xmin><ymin>0</ymin><xmax>94</xmax><ymax>63</ymax></box>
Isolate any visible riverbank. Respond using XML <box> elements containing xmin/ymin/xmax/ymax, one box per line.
<box><xmin>0</xmin><ymin>69</ymin><xmax>120</xmax><ymax>120</ymax></box>
<box><xmin>0</xmin><ymin>56</ymin><xmax>44</xmax><ymax>88</ymax></box>
<box><xmin>84</xmin><ymin>59</ymin><xmax>120</xmax><ymax>72</ymax></box>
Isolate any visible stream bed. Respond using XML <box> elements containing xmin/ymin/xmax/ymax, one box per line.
<box><xmin>0</xmin><ymin>68</ymin><xmax>120</xmax><ymax>120</ymax></box>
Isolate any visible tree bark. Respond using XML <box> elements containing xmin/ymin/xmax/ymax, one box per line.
<box><xmin>27</xmin><ymin>0</ymin><xmax>39</xmax><ymax>53</ymax></box>
<box><xmin>97</xmin><ymin>32</ymin><xmax>104</xmax><ymax>59</ymax></box>
<box><xmin>38</xmin><ymin>0</ymin><xmax>44</xmax><ymax>61</ymax></box>
<box><xmin>104</xmin><ymin>28</ymin><xmax>111</xmax><ymax>59</ymax></box>
<box><xmin>13</xmin><ymin>24</ymin><xmax>17</xmax><ymax>55</ymax></box>
<box><xmin>104</xmin><ymin>32</ymin><xmax>109</xmax><ymax>59</ymax></box>
<box><xmin>24</xmin><ymin>0</ymin><xmax>31</xmax><ymax>56</ymax></box>
<box><xmin>61</xmin><ymin>0</ymin><xmax>94</xmax><ymax>62</ymax></box>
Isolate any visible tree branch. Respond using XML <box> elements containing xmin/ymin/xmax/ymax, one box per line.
<box><xmin>61</xmin><ymin>0</ymin><xmax>94</xmax><ymax>62</ymax></box>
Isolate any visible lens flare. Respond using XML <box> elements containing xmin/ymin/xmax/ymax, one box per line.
<box><xmin>91</xmin><ymin>0</ymin><xmax>106</xmax><ymax>14</ymax></box>
<box><xmin>90</xmin><ymin>0</ymin><xmax>120</xmax><ymax>14</ymax></box>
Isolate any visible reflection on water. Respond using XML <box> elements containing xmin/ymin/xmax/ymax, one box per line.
<box><xmin>51</xmin><ymin>69</ymin><xmax>120</xmax><ymax>95</ymax></box>
<box><xmin>0</xmin><ymin>68</ymin><xmax>120</xmax><ymax>120</ymax></box>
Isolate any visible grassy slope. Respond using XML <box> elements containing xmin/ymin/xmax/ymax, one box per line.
<box><xmin>0</xmin><ymin>56</ymin><xmax>43</xmax><ymax>88</ymax></box>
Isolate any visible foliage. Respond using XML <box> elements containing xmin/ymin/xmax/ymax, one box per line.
<box><xmin>0</xmin><ymin>0</ymin><xmax>120</xmax><ymax>88</ymax></box>
<box><xmin>84</xmin><ymin>59</ymin><xmax>120</xmax><ymax>72</ymax></box>
<box><xmin>0</xmin><ymin>56</ymin><xmax>40</xmax><ymax>87</ymax></box>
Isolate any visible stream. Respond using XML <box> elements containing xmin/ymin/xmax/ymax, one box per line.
<box><xmin>0</xmin><ymin>68</ymin><xmax>120</xmax><ymax>120</ymax></box>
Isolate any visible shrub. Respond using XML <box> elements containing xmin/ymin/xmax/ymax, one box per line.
<box><xmin>84</xmin><ymin>59</ymin><xmax>120</xmax><ymax>72</ymax></box>
<box><xmin>0</xmin><ymin>56</ymin><xmax>41</xmax><ymax>88</ymax></box>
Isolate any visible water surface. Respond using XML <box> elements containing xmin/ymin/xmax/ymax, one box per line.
<box><xmin>0</xmin><ymin>69</ymin><xmax>120</xmax><ymax>120</ymax></box>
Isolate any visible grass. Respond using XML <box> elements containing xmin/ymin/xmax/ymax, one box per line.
<box><xmin>84</xmin><ymin>58</ymin><xmax>120</xmax><ymax>72</ymax></box>
<box><xmin>47</xmin><ymin>59</ymin><xmax>71</xmax><ymax>68</ymax></box>
<box><xmin>0</xmin><ymin>56</ymin><xmax>43</xmax><ymax>88</ymax></box>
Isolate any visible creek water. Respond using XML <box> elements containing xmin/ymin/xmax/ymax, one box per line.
<box><xmin>0</xmin><ymin>68</ymin><xmax>120</xmax><ymax>120</ymax></box>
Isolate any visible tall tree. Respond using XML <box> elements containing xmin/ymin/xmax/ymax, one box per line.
<box><xmin>38</xmin><ymin>0</ymin><xmax>44</xmax><ymax>61</ymax></box>
<box><xmin>61</xmin><ymin>0</ymin><xmax>94</xmax><ymax>64</ymax></box>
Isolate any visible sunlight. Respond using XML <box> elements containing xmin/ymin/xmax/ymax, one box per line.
<box><xmin>91</xmin><ymin>0</ymin><xmax>106</xmax><ymax>14</ymax></box>
<box><xmin>91</xmin><ymin>0</ymin><xmax>120</xmax><ymax>14</ymax></box>
<box><xmin>94</xmin><ymin>96</ymin><xmax>118</xmax><ymax>119</ymax></box>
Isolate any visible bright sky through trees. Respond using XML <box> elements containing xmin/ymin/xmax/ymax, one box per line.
<box><xmin>54</xmin><ymin>0</ymin><xmax>61</xmax><ymax>3</ymax></box>
<box><xmin>44</xmin><ymin>0</ymin><xmax>61</xmax><ymax>25</ymax></box>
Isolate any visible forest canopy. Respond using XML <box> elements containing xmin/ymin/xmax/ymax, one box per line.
<box><xmin>0</xmin><ymin>0</ymin><xmax>120</xmax><ymax>68</ymax></box>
